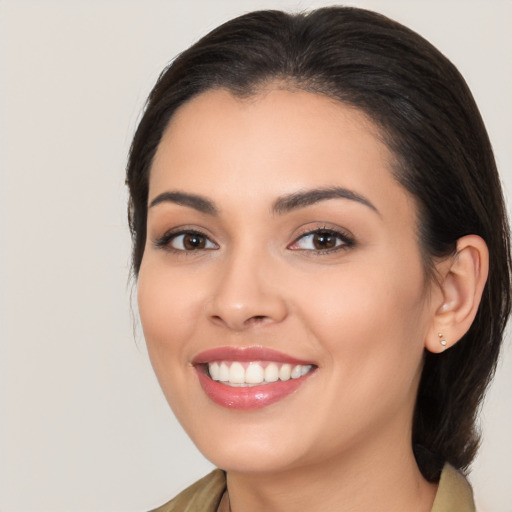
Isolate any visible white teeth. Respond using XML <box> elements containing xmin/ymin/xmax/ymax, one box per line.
<box><xmin>291</xmin><ymin>365</ymin><xmax>302</xmax><ymax>379</ymax></box>
<box><xmin>265</xmin><ymin>363</ymin><xmax>279</xmax><ymax>382</ymax></box>
<box><xmin>209</xmin><ymin>361</ymin><xmax>220</xmax><ymax>380</ymax></box>
<box><xmin>229</xmin><ymin>362</ymin><xmax>245</xmax><ymax>384</ymax></box>
<box><xmin>245</xmin><ymin>362</ymin><xmax>265</xmax><ymax>384</ymax></box>
<box><xmin>207</xmin><ymin>361</ymin><xmax>314</xmax><ymax>386</ymax></box>
<box><xmin>301</xmin><ymin>365</ymin><xmax>312</xmax><ymax>376</ymax></box>
<box><xmin>219</xmin><ymin>362</ymin><xmax>230</xmax><ymax>382</ymax></box>
<box><xmin>279</xmin><ymin>364</ymin><xmax>291</xmax><ymax>381</ymax></box>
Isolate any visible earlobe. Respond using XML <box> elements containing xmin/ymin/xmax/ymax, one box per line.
<box><xmin>425</xmin><ymin>235</ymin><xmax>489</xmax><ymax>354</ymax></box>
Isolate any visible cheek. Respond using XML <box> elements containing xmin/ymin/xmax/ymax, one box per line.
<box><xmin>137</xmin><ymin>260</ymin><xmax>212</xmax><ymax>422</ymax></box>
<box><xmin>290</xmin><ymin>253</ymin><xmax>429</xmax><ymax>380</ymax></box>
<box><xmin>288</xmin><ymin>262</ymin><xmax>428</xmax><ymax>444</ymax></box>
<box><xmin>137</xmin><ymin>261</ymin><xmax>204</xmax><ymax>365</ymax></box>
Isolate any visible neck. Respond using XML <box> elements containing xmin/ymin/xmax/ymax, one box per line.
<box><xmin>224</xmin><ymin>426</ymin><xmax>437</xmax><ymax>512</ymax></box>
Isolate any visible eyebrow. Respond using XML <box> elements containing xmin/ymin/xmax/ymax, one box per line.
<box><xmin>272</xmin><ymin>187</ymin><xmax>379</xmax><ymax>215</ymax></box>
<box><xmin>148</xmin><ymin>186</ymin><xmax>379</xmax><ymax>217</ymax></box>
<box><xmin>149</xmin><ymin>191</ymin><xmax>218</xmax><ymax>215</ymax></box>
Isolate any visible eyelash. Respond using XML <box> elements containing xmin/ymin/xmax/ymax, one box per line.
<box><xmin>154</xmin><ymin>227</ymin><xmax>355</xmax><ymax>255</ymax></box>
<box><xmin>154</xmin><ymin>229</ymin><xmax>218</xmax><ymax>254</ymax></box>
<box><xmin>288</xmin><ymin>226</ymin><xmax>355</xmax><ymax>255</ymax></box>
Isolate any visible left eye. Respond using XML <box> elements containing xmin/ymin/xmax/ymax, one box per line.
<box><xmin>289</xmin><ymin>230</ymin><xmax>352</xmax><ymax>251</ymax></box>
<box><xmin>168</xmin><ymin>232</ymin><xmax>217</xmax><ymax>251</ymax></box>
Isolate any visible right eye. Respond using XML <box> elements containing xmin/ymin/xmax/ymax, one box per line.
<box><xmin>156</xmin><ymin>231</ymin><xmax>218</xmax><ymax>251</ymax></box>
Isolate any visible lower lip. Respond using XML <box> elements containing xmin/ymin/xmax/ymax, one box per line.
<box><xmin>196</xmin><ymin>367</ymin><xmax>315</xmax><ymax>410</ymax></box>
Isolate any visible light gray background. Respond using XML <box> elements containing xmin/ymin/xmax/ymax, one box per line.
<box><xmin>1</xmin><ymin>1</ymin><xmax>510</xmax><ymax>511</ymax></box>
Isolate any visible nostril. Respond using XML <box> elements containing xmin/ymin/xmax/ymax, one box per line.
<box><xmin>246</xmin><ymin>315</ymin><xmax>267</xmax><ymax>325</ymax></box>
<box><xmin>209</xmin><ymin>313</ymin><xmax>271</xmax><ymax>330</ymax></box>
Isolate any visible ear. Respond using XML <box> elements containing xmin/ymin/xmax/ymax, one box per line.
<box><xmin>425</xmin><ymin>235</ymin><xmax>489</xmax><ymax>353</ymax></box>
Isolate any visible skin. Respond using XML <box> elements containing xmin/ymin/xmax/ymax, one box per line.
<box><xmin>138</xmin><ymin>87</ymin><xmax>447</xmax><ymax>511</ymax></box>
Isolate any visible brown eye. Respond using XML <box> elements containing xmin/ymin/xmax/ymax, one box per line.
<box><xmin>182</xmin><ymin>233</ymin><xmax>206</xmax><ymax>250</ymax></box>
<box><xmin>167</xmin><ymin>232</ymin><xmax>217</xmax><ymax>251</ymax></box>
<box><xmin>312</xmin><ymin>231</ymin><xmax>337</xmax><ymax>250</ymax></box>
<box><xmin>289</xmin><ymin>228</ymin><xmax>354</xmax><ymax>253</ymax></box>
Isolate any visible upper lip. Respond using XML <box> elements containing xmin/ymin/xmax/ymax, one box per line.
<box><xmin>192</xmin><ymin>346</ymin><xmax>315</xmax><ymax>366</ymax></box>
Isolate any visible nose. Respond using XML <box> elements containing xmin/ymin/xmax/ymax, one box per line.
<box><xmin>205</xmin><ymin>250</ymin><xmax>288</xmax><ymax>331</ymax></box>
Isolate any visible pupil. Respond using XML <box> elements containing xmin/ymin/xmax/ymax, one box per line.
<box><xmin>184</xmin><ymin>234</ymin><xmax>205</xmax><ymax>250</ymax></box>
<box><xmin>313</xmin><ymin>232</ymin><xmax>335</xmax><ymax>249</ymax></box>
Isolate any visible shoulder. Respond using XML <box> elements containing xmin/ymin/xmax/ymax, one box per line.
<box><xmin>431</xmin><ymin>464</ymin><xmax>476</xmax><ymax>512</ymax></box>
<box><xmin>149</xmin><ymin>469</ymin><xmax>227</xmax><ymax>512</ymax></box>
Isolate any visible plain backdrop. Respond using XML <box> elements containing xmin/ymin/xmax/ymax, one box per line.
<box><xmin>0</xmin><ymin>1</ymin><xmax>511</xmax><ymax>511</ymax></box>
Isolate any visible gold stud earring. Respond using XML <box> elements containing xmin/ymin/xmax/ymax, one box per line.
<box><xmin>438</xmin><ymin>333</ymin><xmax>447</xmax><ymax>347</ymax></box>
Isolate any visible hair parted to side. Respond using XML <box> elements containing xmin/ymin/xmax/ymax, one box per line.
<box><xmin>126</xmin><ymin>7</ymin><xmax>511</xmax><ymax>481</ymax></box>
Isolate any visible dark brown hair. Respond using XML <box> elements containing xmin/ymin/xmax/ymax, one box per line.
<box><xmin>126</xmin><ymin>7</ymin><xmax>511</xmax><ymax>481</ymax></box>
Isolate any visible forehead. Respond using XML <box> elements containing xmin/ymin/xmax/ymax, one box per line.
<box><xmin>156</xmin><ymin>87</ymin><xmax>386</xmax><ymax>166</ymax></box>
<box><xmin>149</xmin><ymin>87</ymin><xmax>412</xmax><ymax>220</ymax></box>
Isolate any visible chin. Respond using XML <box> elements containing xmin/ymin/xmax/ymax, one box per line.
<box><xmin>182</xmin><ymin>411</ymin><xmax>317</xmax><ymax>475</ymax></box>
<box><xmin>200</xmin><ymin>442</ymin><xmax>305</xmax><ymax>475</ymax></box>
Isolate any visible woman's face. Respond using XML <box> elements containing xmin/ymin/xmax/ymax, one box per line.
<box><xmin>138</xmin><ymin>88</ymin><xmax>436</xmax><ymax>475</ymax></box>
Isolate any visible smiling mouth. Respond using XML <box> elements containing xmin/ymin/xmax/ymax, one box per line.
<box><xmin>206</xmin><ymin>361</ymin><xmax>315</xmax><ymax>387</ymax></box>
<box><xmin>193</xmin><ymin>347</ymin><xmax>317</xmax><ymax>409</ymax></box>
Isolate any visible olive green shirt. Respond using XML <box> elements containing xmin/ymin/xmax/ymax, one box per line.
<box><xmin>150</xmin><ymin>464</ymin><xmax>475</xmax><ymax>512</ymax></box>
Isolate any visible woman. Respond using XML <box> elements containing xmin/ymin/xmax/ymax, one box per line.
<box><xmin>126</xmin><ymin>7</ymin><xmax>510</xmax><ymax>512</ymax></box>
